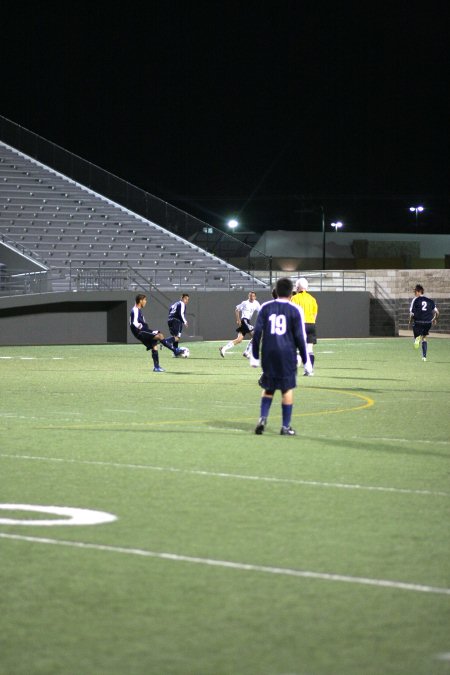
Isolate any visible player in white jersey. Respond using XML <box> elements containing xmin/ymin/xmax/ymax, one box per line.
<box><xmin>219</xmin><ymin>291</ymin><xmax>261</xmax><ymax>358</ymax></box>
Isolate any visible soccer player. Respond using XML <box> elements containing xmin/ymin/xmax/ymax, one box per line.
<box><xmin>219</xmin><ymin>291</ymin><xmax>261</xmax><ymax>358</ymax></box>
<box><xmin>408</xmin><ymin>284</ymin><xmax>439</xmax><ymax>361</ymax></box>
<box><xmin>167</xmin><ymin>293</ymin><xmax>189</xmax><ymax>356</ymax></box>
<box><xmin>250</xmin><ymin>277</ymin><xmax>312</xmax><ymax>436</ymax></box>
<box><xmin>291</xmin><ymin>277</ymin><xmax>318</xmax><ymax>375</ymax></box>
<box><xmin>130</xmin><ymin>293</ymin><xmax>184</xmax><ymax>371</ymax></box>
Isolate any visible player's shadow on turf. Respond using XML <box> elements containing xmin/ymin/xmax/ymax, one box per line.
<box><xmin>323</xmin><ymin>376</ymin><xmax>405</xmax><ymax>382</ymax></box>
<box><xmin>301</xmin><ymin>435</ymin><xmax>449</xmax><ymax>460</ymax></box>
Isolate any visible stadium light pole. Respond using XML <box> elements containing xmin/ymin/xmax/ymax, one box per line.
<box><xmin>321</xmin><ymin>206</ymin><xmax>326</xmax><ymax>270</ymax></box>
<box><xmin>409</xmin><ymin>206</ymin><xmax>424</xmax><ymax>231</ymax></box>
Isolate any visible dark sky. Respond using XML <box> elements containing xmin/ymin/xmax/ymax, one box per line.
<box><xmin>1</xmin><ymin>2</ymin><xmax>449</xmax><ymax>233</ymax></box>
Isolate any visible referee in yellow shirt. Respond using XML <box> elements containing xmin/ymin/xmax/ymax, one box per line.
<box><xmin>291</xmin><ymin>277</ymin><xmax>318</xmax><ymax>375</ymax></box>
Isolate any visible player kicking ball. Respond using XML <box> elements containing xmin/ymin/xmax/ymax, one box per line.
<box><xmin>130</xmin><ymin>293</ymin><xmax>185</xmax><ymax>371</ymax></box>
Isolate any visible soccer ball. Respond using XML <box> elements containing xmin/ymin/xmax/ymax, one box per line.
<box><xmin>181</xmin><ymin>347</ymin><xmax>190</xmax><ymax>358</ymax></box>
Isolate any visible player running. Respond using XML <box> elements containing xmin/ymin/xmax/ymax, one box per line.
<box><xmin>408</xmin><ymin>284</ymin><xmax>439</xmax><ymax>361</ymax></box>
<box><xmin>219</xmin><ymin>291</ymin><xmax>261</xmax><ymax>358</ymax></box>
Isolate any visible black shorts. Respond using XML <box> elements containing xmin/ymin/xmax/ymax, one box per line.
<box><xmin>305</xmin><ymin>323</ymin><xmax>317</xmax><ymax>345</ymax></box>
<box><xmin>258</xmin><ymin>372</ymin><xmax>297</xmax><ymax>393</ymax></box>
<box><xmin>131</xmin><ymin>326</ymin><xmax>160</xmax><ymax>349</ymax></box>
<box><xmin>168</xmin><ymin>318</ymin><xmax>183</xmax><ymax>338</ymax></box>
<box><xmin>236</xmin><ymin>318</ymin><xmax>253</xmax><ymax>337</ymax></box>
<box><xmin>413</xmin><ymin>322</ymin><xmax>432</xmax><ymax>338</ymax></box>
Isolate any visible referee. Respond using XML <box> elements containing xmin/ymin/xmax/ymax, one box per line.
<box><xmin>291</xmin><ymin>277</ymin><xmax>318</xmax><ymax>375</ymax></box>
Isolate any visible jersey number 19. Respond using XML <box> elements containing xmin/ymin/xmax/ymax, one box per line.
<box><xmin>268</xmin><ymin>313</ymin><xmax>287</xmax><ymax>335</ymax></box>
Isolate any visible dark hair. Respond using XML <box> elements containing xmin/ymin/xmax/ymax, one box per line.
<box><xmin>414</xmin><ymin>284</ymin><xmax>424</xmax><ymax>293</ymax></box>
<box><xmin>271</xmin><ymin>287</ymin><xmax>278</xmax><ymax>299</ymax></box>
<box><xmin>275</xmin><ymin>277</ymin><xmax>293</xmax><ymax>298</ymax></box>
<box><xmin>181</xmin><ymin>293</ymin><xmax>190</xmax><ymax>300</ymax></box>
<box><xmin>135</xmin><ymin>293</ymin><xmax>147</xmax><ymax>304</ymax></box>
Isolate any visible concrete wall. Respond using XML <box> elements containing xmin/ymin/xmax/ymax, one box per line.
<box><xmin>0</xmin><ymin>289</ymin><xmax>370</xmax><ymax>345</ymax></box>
<box><xmin>253</xmin><ymin>231</ymin><xmax>450</xmax><ymax>271</ymax></box>
<box><xmin>365</xmin><ymin>269</ymin><xmax>450</xmax><ymax>336</ymax></box>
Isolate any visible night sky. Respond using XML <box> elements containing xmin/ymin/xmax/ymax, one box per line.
<box><xmin>2</xmin><ymin>2</ymin><xmax>449</xmax><ymax>233</ymax></box>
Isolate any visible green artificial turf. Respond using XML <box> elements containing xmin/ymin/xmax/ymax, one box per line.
<box><xmin>0</xmin><ymin>338</ymin><xmax>449</xmax><ymax>674</ymax></box>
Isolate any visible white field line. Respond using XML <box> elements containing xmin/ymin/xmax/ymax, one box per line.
<box><xmin>0</xmin><ymin>454</ymin><xmax>448</xmax><ymax>497</ymax></box>
<box><xmin>1</xmin><ymin>532</ymin><xmax>449</xmax><ymax>597</ymax></box>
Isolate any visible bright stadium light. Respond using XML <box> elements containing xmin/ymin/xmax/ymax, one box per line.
<box><xmin>409</xmin><ymin>206</ymin><xmax>424</xmax><ymax>230</ymax></box>
<box><xmin>227</xmin><ymin>219</ymin><xmax>239</xmax><ymax>230</ymax></box>
<box><xmin>331</xmin><ymin>221</ymin><xmax>343</xmax><ymax>232</ymax></box>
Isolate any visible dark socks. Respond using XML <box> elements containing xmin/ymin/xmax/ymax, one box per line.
<box><xmin>151</xmin><ymin>350</ymin><xmax>159</xmax><ymax>367</ymax></box>
<box><xmin>260</xmin><ymin>396</ymin><xmax>273</xmax><ymax>420</ymax></box>
<box><xmin>282</xmin><ymin>403</ymin><xmax>293</xmax><ymax>428</ymax></box>
<box><xmin>422</xmin><ymin>341</ymin><xmax>428</xmax><ymax>357</ymax></box>
<box><xmin>161</xmin><ymin>338</ymin><xmax>176</xmax><ymax>352</ymax></box>
<box><xmin>310</xmin><ymin>354</ymin><xmax>315</xmax><ymax>367</ymax></box>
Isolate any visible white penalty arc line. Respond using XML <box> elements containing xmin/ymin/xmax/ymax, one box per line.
<box><xmin>1</xmin><ymin>532</ymin><xmax>449</xmax><ymax>597</ymax></box>
<box><xmin>0</xmin><ymin>454</ymin><xmax>448</xmax><ymax>497</ymax></box>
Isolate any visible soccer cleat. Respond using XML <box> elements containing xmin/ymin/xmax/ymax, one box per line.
<box><xmin>280</xmin><ymin>426</ymin><xmax>296</xmax><ymax>436</ymax></box>
<box><xmin>414</xmin><ymin>336</ymin><xmax>421</xmax><ymax>349</ymax></box>
<box><xmin>255</xmin><ymin>417</ymin><xmax>266</xmax><ymax>435</ymax></box>
<box><xmin>243</xmin><ymin>351</ymin><xmax>250</xmax><ymax>358</ymax></box>
<box><xmin>219</xmin><ymin>347</ymin><xmax>225</xmax><ymax>358</ymax></box>
<box><xmin>174</xmin><ymin>348</ymin><xmax>184</xmax><ymax>357</ymax></box>
<box><xmin>422</xmin><ymin>357</ymin><xmax>427</xmax><ymax>361</ymax></box>
<box><xmin>303</xmin><ymin>371</ymin><xmax>314</xmax><ymax>376</ymax></box>
<box><xmin>153</xmin><ymin>366</ymin><xmax>165</xmax><ymax>372</ymax></box>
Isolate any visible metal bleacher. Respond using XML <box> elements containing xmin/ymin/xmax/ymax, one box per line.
<box><xmin>0</xmin><ymin>140</ymin><xmax>267</xmax><ymax>293</ymax></box>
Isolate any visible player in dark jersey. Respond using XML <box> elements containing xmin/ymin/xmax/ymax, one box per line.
<box><xmin>408</xmin><ymin>284</ymin><xmax>439</xmax><ymax>361</ymax></box>
<box><xmin>130</xmin><ymin>293</ymin><xmax>184</xmax><ymax>372</ymax></box>
<box><xmin>167</xmin><ymin>293</ymin><xmax>189</xmax><ymax>355</ymax></box>
<box><xmin>250</xmin><ymin>277</ymin><xmax>312</xmax><ymax>435</ymax></box>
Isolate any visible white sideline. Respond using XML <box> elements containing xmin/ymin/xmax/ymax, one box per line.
<box><xmin>1</xmin><ymin>532</ymin><xmax>449</xmax><ymax>597</ymax></box>
<box><xmin>0</xmin><ymin>453</ymin><xmax>448</xmax><ymax>497</ymax></box>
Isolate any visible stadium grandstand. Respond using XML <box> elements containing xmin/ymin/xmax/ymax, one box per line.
<box><xmin>0</xmin><ymin>137</ymin><xmax>269</xmax><ymax>296</ymax></box>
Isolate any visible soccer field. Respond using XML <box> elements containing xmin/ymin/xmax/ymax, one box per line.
<box><xmin>1</xmin><ymin>338</ymin><xmax>449</xmax><ymax>675</ymax></box>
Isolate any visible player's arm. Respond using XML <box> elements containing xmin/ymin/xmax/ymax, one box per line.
<box><xmin>293</xmin><ymin>307</ymin><xmax>310</xmax><ymax>368</ymax></box>
<box><xmin>235</xmin><ymin>306</ymin><xmax>242</xmax><ymax>324</ymax></box>
<box><xmin>180</xmin><ymin>302</ymin><xmax>188</xmax><ymax>326</ymax></box>
<box><xmin>432</xmin><ymin>307</ymin><xmax>439</xmax><ymax>325</ymax></box>
<box><xmin>131</xmin><ymin>307</ymin><xmax>143</xmax><ymax>330</ymax></box>
<box><xmin>408</xmin><ymin>298</ymin><xmax>416</xmax><ymax>326</ymax></box>
<box><xmin>249</xmin><ymin>312</ymin><xmax>263</xmax><ymax>366</ymax></box>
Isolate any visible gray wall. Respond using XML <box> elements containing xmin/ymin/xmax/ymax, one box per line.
<box><xmin>0</xmin><ymin>290</ymin><xmax>370</xmax><ymax>346</ymax></box>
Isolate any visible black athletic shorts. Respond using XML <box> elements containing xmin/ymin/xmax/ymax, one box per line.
<box><xmin>413</xmin><ymin>322</ymin><xmax>432</xmax><ymax>339</ymax></box>
<box><xmin>236</xmin><ymin>318</ymin><xmax>253</xmax><ymax>337</ymax></box>
<box><xmin>305</xmin><ymin>323</ymin><xmax>317</xmax><ymax>345</ymax></box>
<box><xmin>258</xmin><ymin>372</ymin><xmax>297</xmax><ymax>393</ymax></box>
<box><xmin>168</xmin><ymin>318</ymin><xmax>183</xmax><ymax>338</ymax></box>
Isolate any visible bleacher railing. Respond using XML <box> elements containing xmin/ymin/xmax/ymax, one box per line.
<box><xmin>256</xmin><ymin>269</ymin><xmax>367</xmax><ymax>291</ymax></box>
<box><xmin>0</xmin><ymin>269</ymin><xmax>49</xmax><ymax>296</ymax></box>
<box><xmin>0</xmin><ymin>115</ymin><xmax>272</xmax><ymax>283</ymax></box>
